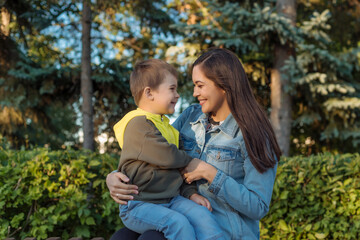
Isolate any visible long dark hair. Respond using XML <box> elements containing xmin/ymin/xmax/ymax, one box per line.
<box><xmin>192</xmin><ymin>48</ymin><xmax>281</xmax><ymax>173</ymax></box>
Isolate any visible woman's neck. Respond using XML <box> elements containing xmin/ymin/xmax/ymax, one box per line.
<box><xmin>210</xmin><ymin>105</ymin><xmax>231</xmax><ymax>122</ymax></box>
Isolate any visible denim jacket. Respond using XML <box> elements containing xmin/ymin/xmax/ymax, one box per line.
<box><xmin>172</xmin><ymin>104</ymin><xmax>277</xmax><ymax>240</ymax></box>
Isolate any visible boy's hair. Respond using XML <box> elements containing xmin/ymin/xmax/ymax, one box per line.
<box><xmin>130</xmin><ymin>59</ymin><xmax>178</xmax><ymax>105</ymax></box>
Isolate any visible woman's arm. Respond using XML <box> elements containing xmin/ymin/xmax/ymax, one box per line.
<box><xmin>106</xmin><ymin>171</ymin><xmax>138</xmax><ymax>205</ymax></box>
<box><xmin>212</xmin><ymin>156</ymin><xmax>277</xmax><ymax>220</ymax></box>
<box><xmin>182</xmin><ymin>157</ymin><xmax>277</xmax><ymax>220</ymax></box>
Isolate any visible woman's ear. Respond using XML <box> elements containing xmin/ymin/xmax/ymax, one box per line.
<box><xmin>144</xmin><ymin>87</ymin><xmax>154</xmax><ymax>100</ymax></box>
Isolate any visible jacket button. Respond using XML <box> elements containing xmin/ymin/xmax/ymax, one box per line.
<box><xmin>196</xmin><ymin>149</ymin><xmax>201</xmax><ymax>154</ymax></box>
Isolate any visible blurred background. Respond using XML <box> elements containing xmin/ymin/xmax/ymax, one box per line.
<box><xmin>1</xmin><ymin>0</ymin><xmax>359</xmax><ymax>156</ymax></box>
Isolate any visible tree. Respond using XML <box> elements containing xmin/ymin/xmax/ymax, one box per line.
<box><xmin>81</xmin><ymin>0</ymin><xmax>94</xmax><ymax>150</ymax></box>
<box><xmin>270</xmin><ymin>0</ymin><xmax>296</xmax><ymax>156</ymax></box>
<box><xmin>0</xmin><ymin>0</ymin><xmax>80</xmax><ymax>149</ymax></box>
<box><xmin>1</xmin><ymin>6</ymin><xmax>10</xmax><ymax>36</ymax></box>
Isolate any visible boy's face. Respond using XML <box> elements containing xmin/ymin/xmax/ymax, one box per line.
<box><xmin>151</xmin><ymin>72</ymin><xmax>180</xmax><ymax>115</ymax></box>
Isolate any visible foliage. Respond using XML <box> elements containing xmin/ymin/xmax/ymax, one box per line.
<box><xmin>0</xmin><ymin>0</ymin><xmax>81</xmax><ymax>149</ymax></box>
<box><xmin>261</xmin><ymin>153</ymin><xmax>360</xmax><ymax>239</ymax></box>
<box><xmin>0</xmin><ymin>54</ymin><xmax>80</xmax><ymax>149</ymax></box>
<box><xmin>286</xmin><ymin>10</ymin><xmax>360</xmax><ymax>154</ymax></box>
<box><xmin>0</xmin><ymin>147</ymin><xmax>122</xmax><ymax>240</ymax></box>
<box><xmin>1</xmin><ymin>147</ymin><xmax>359</xmax><ymax>239</ymax></box>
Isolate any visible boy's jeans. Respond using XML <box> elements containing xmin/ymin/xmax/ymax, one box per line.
<box><xmin>119</xmin><ymin>195</ymin><xmax>224</xmax><ymax>240</ymax></box>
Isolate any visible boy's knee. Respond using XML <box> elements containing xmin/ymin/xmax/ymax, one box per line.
<box><xmin>165</xmin><ymin>212</ymin><xmax>192</xmax><ymax>230</ymax></box>
<box><xmin>191</xmin><ymin>205</ymin><xmax>212</xmax><ymax>216</ymax></box>
<box><xmin>173</xmin><ymin>212</ymin><xmax>192</xmax><ymax>225</ymax></box>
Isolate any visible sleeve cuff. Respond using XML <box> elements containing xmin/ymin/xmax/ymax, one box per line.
<box><xmin>182</xmin><ymin>187</ymin><xmax>198</xmax><ymax>199</ymax></box>
<box><xmin>208</xmin><ymin>169</ymin><xmax>227</xmax><ymax>195</ymax></box>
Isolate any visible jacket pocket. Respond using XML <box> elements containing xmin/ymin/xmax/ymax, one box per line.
<box><xmin>206</xmin><ymin>147</ymin><xmax>243</xmax><ymax>178</ymax></box>
<box><xmin>207</xmin><ymin>148</ymin><xmax>236</xmax><ymax>162</ymax></box>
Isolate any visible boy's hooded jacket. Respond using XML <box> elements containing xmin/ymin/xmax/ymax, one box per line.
<box><xmin>113</xmin><ymin>108</ymin><xmax>197</xmax><ymax>203</ymax></box>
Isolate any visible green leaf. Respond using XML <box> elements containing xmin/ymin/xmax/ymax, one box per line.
<box><xmin>279</xmin><ymin>220</ymin><xmax>289</xmax><ymax>231</ymax></box>
<box><xmin>86</xmin><ymin>216</ymin><xmax>96</xmax><ymax>225</ymax></box>
<box><xmin>315</xmin><ymin>233</ymin><xmax>327</xmax><ymax>239</ymax></box>
<box><xmin>89</xmin><ymin>160</ymin><xmax>100</xmax><ymax>166</ymax></box>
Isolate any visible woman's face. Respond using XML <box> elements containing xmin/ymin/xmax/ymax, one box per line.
<box><xmin>192</xmin><ymin>65</ymin><xmax>230</xmax><ymax>121</ymax></box>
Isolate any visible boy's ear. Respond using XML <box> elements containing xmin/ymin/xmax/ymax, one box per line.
<box><xmin>144</xmin><ymin>87</ymin><xmax>154</xmax><ymax>100</ymax></box>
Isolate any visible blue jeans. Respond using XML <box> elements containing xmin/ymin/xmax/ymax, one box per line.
<box><xmin>119</xmin><ymin>195</ymin><xmax>224</xmax><ymax>240</ymax></box>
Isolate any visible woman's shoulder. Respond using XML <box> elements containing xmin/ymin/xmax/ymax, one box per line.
<box><xmin>182</xmin><ymin>103</ymin><xmax>202</xmax><ymax>115</ymax></box>
<box><xmin>172</xmin><ymin>104</ymin><xmax>203</xmax><ymax>130</ymax></box>
<box><xmin>179</xmin><ymin>104</ymin><xmax>204</xmax><ymax>121</ymax></box>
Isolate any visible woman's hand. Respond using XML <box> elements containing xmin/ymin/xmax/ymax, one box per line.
<box><xmin>106</xmin><ymin>172</ymin><xmax>138</xmax><ymax>205</ymax></box>
<box><xmin>190</xmin><ymin>193</ymin><xmax>212</xmax><ymax>211</ymax></box>
<box><xmin>181</xmin><ymin>158</ymin><xmax>217</xmax><ymax>184</ymax></box>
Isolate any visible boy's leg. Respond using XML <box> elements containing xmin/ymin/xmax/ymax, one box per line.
<box><xmin>120</xmin><ymin>201</ymin><xmax>196</xmax><ymax>240</ymax></box>
<box><xmin>169</xmin><ymin>195</ymin><xmax>225</xmax><ymax>240</ymax></box>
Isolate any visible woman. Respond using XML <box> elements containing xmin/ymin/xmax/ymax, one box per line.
<box><xmin>107</xmin><ymin>48</ymin><xmax>281</xmax><ymax>239</ymax></box>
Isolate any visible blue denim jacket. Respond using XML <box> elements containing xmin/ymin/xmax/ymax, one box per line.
<box><xmin>172</xmin><ymin>104</ymin><xmax>277</xmax><ymax>240</ymax></box>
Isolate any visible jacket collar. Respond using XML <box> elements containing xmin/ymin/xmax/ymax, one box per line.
<box><xmin>191</xmin><ymin>112</ymin><xmax>239</xmax><ymax>138</ymax></box>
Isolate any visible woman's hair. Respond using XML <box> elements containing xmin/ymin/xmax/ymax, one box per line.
<box><xmin>130</xmin><ymin>59</ymin><xmax>178</xmax><ymax>105</ymax></box>
<box><xmin>192</xmin><ymin>48</ymin><xmax>281</xmax><ymax>173</ymax></box>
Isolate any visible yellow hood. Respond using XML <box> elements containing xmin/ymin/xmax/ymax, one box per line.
<box><xmin>113</xmin><ymin>108</ymin><xmax>179</xmax><ymax>149</ymax></box>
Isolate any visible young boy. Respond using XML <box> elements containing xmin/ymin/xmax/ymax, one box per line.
<box><xmin>113</xmin><ymin>59</ymin><xmax>224</xmax><ymax>240</ymax></box>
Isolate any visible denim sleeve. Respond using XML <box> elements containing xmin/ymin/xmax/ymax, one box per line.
<box><xmin>208</xmin><ymin>155</ymin><xmax>277</xmax><ymax>220</ymax></box>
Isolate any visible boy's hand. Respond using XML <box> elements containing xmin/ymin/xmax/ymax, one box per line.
<box><xmin>190</xmin><ymin>193</ymin><xmax>212</xmax><ymax>211</ymax></box>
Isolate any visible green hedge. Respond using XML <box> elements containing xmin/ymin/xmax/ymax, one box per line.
<box><xmin>1</xmin><ymin>149</ymin><xmax>359</xmax><ymax>239</ymax></box>
<box><xmin>261</xmin><ymin>153</ymin><xmax>360</xmax><ymax>239</ymax></box>
<box><xmin>0</xmin><ymin>148</ymin><xmax>122</xmax><ymax>239</ymax></box>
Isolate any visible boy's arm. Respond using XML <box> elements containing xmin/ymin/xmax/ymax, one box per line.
<box><xmin>120</xmin><ymin>116</ymin><xmax>193</xmax><ymax>169</ymax></box>
<box><xmin>181</xmin><ymin>181</ymin><xmax>213</xmax><ymax>212</ymax></box>
<box><xmin>180</xmin><ymin>182</ymin><xmax>198</xmax><ymax>199</ymax></box>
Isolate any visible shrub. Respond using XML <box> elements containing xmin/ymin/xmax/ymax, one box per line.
<box><xmin>1</xmin><ymin>149</ymin><xmax>359</xmax><ymax>239</ymax></box>
<box><xmin>0</xmin><ymin>148</ymin><xmax>122</xmax><ymax>239</ymax></box>
<box><xmin>261</xmin><ymin>153</ymin><xmax>360</xmax><ymax>239</ymax></box>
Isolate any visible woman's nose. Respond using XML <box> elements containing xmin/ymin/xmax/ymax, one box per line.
<box><xmin>193</xmin><ymin>88</ymin><xmax>199</xmax><ymax>97</ymax></box>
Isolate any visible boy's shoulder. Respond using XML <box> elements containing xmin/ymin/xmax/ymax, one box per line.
<box><xmin>126</xmin><ymin>115</ymin><xmax>156</xmax><ymax>131</ymax></box>
<box><xmin>114</xmin><ymin>113</ymin><xmax>156</xmax><ymax>148</ymax></box>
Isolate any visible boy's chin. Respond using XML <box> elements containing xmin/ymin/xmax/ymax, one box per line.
<box><xmin>166</xmin><ymin>109</ymin><xmax>175</xmax><ymax>115</ymax></box>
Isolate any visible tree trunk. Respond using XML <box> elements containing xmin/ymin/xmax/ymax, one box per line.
<box><xmin>81</xmin><ymin>0</ymin><xmax>94</xmax><ymax>150</ymax></box>
<box><xmin>1</xmin><ymin>7</ymin><xmax>11</xmax><ymax>69</ymax></box>
<box><xmin>270</xmin><ymin>0</ymin><xmax>296</xmax><ymax>156</ymax></box>
<box><xmin>1</xmin><ymin>7</ymin><xmax>10</xmax><ymax>36</ymax></box>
